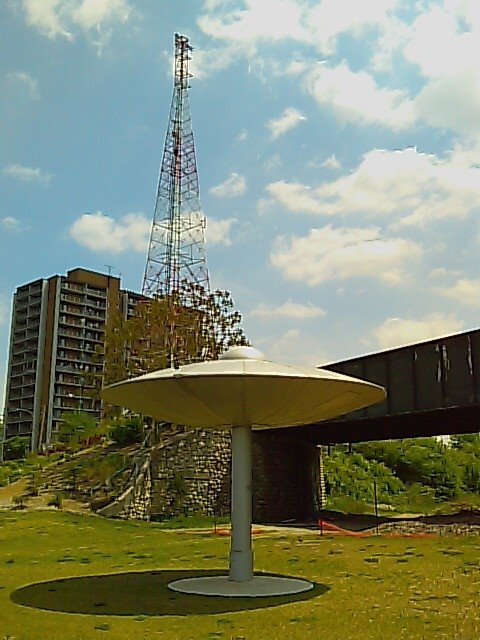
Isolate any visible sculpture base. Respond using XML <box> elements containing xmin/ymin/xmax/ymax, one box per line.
<box><xmin>168</xmin><ymin>575</ymin><xmax>313</xmax><ymax>597</ymax></box>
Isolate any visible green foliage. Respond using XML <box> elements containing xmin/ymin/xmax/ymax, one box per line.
<box><xmin>355</xmin><ymin>437</ymin><xmax>479</xmax><ymax>500</ymax></box>
<box><xmin>95</xmin><ymin>283</ymin><xmax>249</xmax><ymax>395</ymax></box>
<box><xmin>58</xmin><ymin>411</ymin><xmax>97</xmax><ymax>446</ymax></box>
<box><xmin>326</xmin><ymin>495</ymin><xmax>372</xmax><ymax>515</ymax></box>
<box><xmin>108</xmin><ymin>416</ymin><xmax>144</xmax><ymax>446</ymax></box>
<box><xmin>325</xmin><ymin>435</ymin><xmax>480</xmax><ymax>513</ymax></box>
<box><xmin>47</xmin><ymin>493</ymin><xmax>63</xmax><ymax>509</ymax></box>
<box><xmin>26</xmin><ymin>471</ymin><xmax>41</xmax><ymax>497</ymax></box>
<box><xmin>2</xmin><ymin>436</ymin><xmax>30</xmax><ymax>461</ymax></box>
<box><xmin>78</xmin><ymin>451</ymin><xmax>126</xmax><ymax>485</ymax></box>
<box><xmin>167</xmin><ymin>472</ymin><xmax>188</xmax><ymax>513</ymax></box>
<box><xmin>324</xmin><ymin>448</ymin><xmax>404</xmax><ymax>504</ymax></box>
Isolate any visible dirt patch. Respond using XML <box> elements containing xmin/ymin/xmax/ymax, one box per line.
<box><xmin>278</xmin><ymin>508</ymin><xmax>480</xmax><ymax>534</ymax></box>
<box><xmin>0</xmin><ymin>479</ymin><xmax>27</xmax><ymax>507</ymax></box>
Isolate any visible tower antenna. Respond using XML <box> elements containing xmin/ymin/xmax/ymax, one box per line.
<box><xmin>142</xmin><ymin>33</ymin><xmax>210</xmax><ymax>299</ymax></box>
<box><xmin>141</xmin><ymin>34</ymin><xmax>211</xmax><ymax>368</ymax></box>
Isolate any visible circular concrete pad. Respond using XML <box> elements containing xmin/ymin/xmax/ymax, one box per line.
<box><xmin>168</xmin><ymin>575</ymin><xmax>314</xmax><ymax>597</ymax></box>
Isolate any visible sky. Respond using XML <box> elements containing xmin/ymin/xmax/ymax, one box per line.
<box><xmin>2</xmin><ymin>0</ymin><xmax>480</xmax><ymax>410</ymax></box>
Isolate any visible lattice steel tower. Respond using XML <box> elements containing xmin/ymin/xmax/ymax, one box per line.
<box><xmin>142</xmin><ymin>34</ymin><xmax>210</xmax><ymax>299</ymax></box>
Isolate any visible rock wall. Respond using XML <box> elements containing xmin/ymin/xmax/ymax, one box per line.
<box><xmin>98</xmin><ymin>455</ymin><xmax>153</xmax><ymax>520</ymax></box>
<box><xmin>150</xmin><ymin>429</ymin><xmax>231</xmax><ymax>519</ymax></box>
<box><xmin>148</xmin><ymin>428</ymin><xmax>320</xmax><ymax>523</ymax></box>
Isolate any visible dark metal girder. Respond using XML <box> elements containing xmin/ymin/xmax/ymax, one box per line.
<box><xmin>276</xmin><ymin>405</ymin><xmax>480</xmax><ymax>445</ymax></box>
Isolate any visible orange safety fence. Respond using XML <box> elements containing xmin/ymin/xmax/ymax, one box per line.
<box><xmin>317</xmin><ymin>520</ymin><xmax>369</xmax><ymax>537</ymax></box>
<box><xmin>212</xmin><ymin>528</ymin><xmax>264</xmax><ymax>536</ymax></box>
<box><xmin>317</xmin><ymin>519</ymin><xmax>437</xmax><ymax>538</ymax></box>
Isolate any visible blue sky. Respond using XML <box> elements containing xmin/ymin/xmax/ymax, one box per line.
<box><xmin>2</xmin><ymin>0</ymin><xmax>480</xmax><ymax>409</ymax></box>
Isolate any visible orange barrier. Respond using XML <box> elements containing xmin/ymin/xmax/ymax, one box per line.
<box><xmin>213</xmin><ymin>528</ymin><xmax>264</xmax><ymax>536</ymax></box>
<box><xmin>317</xmin><ymin>520</ymin><xmax>369</xmax><ymax>537</ymax></box>
<box><xmin>317</xmin><ymin>519</ymin><xmax>438</xmax><ymax>538</ymax></box>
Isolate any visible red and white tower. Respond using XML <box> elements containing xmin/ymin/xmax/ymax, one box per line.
<box><xmin>142</xmin><ymin>34</ymin><xmax>210</xmax><ymax>299</ymax></box>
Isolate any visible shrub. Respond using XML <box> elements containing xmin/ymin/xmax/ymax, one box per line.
<box><xmin>108</xmin><ymin>416</ymin><xmax>144</xmax><ymax>446</ymax></box>
<box><xmin>47</xmin><ymin>493</ymin><xmax>63</xmax><ymax>509</ymax></box>
<box><xmin>3</xmin><ymin>436</ymin><xmax>30</xmax><ymax>461</ymax></box>
<box><xmin>58</xmin><ymin>411</ymin><xmax>97</xmax><ymax>446</ymax></box>
<box><xmin>12</xmin><ymin>495</ymin><xmax>26</xmax><ymax>509</ymax></box>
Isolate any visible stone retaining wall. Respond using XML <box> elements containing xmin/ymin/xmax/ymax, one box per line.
<box><xmin>377</xmin><ymin>521</ymin><xmax>480</xmax><ymax>536</ymax></box>
<box><xmin>149</xmin><ymin>428</ymin><xmax>320</xmax><ymax>523</ymax></box>
<box><xmin>150</xmin><ymin>429</ymin><xmax>231</xmax><ymax>519</ymax></box>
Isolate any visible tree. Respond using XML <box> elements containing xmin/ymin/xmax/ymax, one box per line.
<box><xmin>108</xmin><ymin>416</ymin><xmax>144</xmax><ymax>446</ymax></box>
<box><xmin>90</xmin><ymin>282</ymin><xmax>249</xmax><ymax>395</ymax></box>
<box><xmin>3</xmin><ymin>436</ymin><xmax>30</xmax><ymax>461</ymax></box>
<box><xmin>58</xmin><ymin>411</ymin><xmax>97</xmax><ymax>446</ymax></box>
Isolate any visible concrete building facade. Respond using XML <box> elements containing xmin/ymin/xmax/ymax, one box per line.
<box><xmin>3</xmin><ymin>268</ymin><xmax>142</xmax><ymax>450</ymax></box>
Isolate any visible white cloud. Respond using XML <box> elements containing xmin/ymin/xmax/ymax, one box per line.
<box><xmin>321</xmin><ymin>155</ymin><xmax>341</xmax><ymax>170</ymax></box>
<box><xmin>205</xmin><ymin>217</ymin><xmax>236</xmax><ymax>246</ymax></box>
<box><xmin>21</xmin><ymin>0</ymin><xmax>73</xmax><ymax>40</ymax></box>
<box><xmin>3</xmin><ymin>164</ymin><xmax>53</xmax><ymax>184</ymax></box>
<box><xmin>416</xmin><ymin>71</ymin><xmax>480</xmax><ymax>139</ymax></box>
<box><xmin>265</xmin><ymin>180</ymin><xmax>327</xmax><ymax>214</ymax></box>
<box><xmin>403</xmin><ymin>5</ymin><xmax>480</xmax><ymax>79</ymax></box>
<box><xmin>190</xmin><ymin>43</ymin><xmax>244</xmax><ymax>79</ymax></box>
<box><xmin>198</xmin><ymin>0</ymin><xmax>308</xmax><ymax>45</ymax></box>
<box><xmin>259</xmin><ymin>328</ymin><xmax>328</xmax><ymax>366</ymax></box>
<box><xmin>69</xmin><ymin>211</ymin><xmax>150</xmax><ymax>253</ymax></box>
<box><xmin>384</xmin><ymin>3</ymin><xmax>480</xmax><ymax>139</ymax></box>
<box><xmin>209</xmin><ymin>173</ymin><xmax>246</xmax><ymax>197</ymax></box>
<box><xmin>264</xmin><ymin>147</ymin><xmax>480</xmax><ymax>227</ymax></box>
<box><xmin>306</xmin><ymin>0</ymin><xmax>398</xmax><ymax>56</ymax></box>
<box><xmin>370</xmin><ymin>15</ymin><xmax>411</xmax><ymax>72</ymax></box>
<box><xmin>263</xmin><ymin>153</ymin><xmax>282</xmax><ymax>171</ymax></box>
<box><xmin>7</xmin><ymin>71</ymin><xmax>39</xmax><ymax>99</ymax></box>
<box><xmin>371</xmin><ymin>313</ymin><xmax>465</xmax><ymax>350</ymax></box>
<box><xmin>433</xmin><ymin>278</ymin><xmax>480</xmax><ymax>307</ymax></box>
<box><xmin>266</xmin><ymin>107</ymin><xmax>306</xmax><ymax>140</ymax></box>
<box><xmin>198</xmin><ymin>0</ymin><xmax>398</xmax><ymax>59</ymax></box>
<box><xmin>429</xmin><ymin>267</ymin><xmax>463</xmax><ymax>279</ymax></box>
<box><xmin>19</xmin><ymin>0</ymin><xmax>132</xmax><ymax>46</ymax></box>
<box><xmin>250</xmin><ymin>300</ymin><xmax>326</xmax><ymax>320</ymax></box>
<box><xmin>271</xmin><ymin>225</ymin><xmax>421</xmax><ymax>286</ymax></box>
<box><xmin>71</xmin><ymin>0</ymin><xmax>130</xmax><ymax>30</ymax></box>
<box><xmin>304</xmin><ymin>62</ymin><xmax>415</xmax><ymax>130</ymax></box>
<box><xmin>196</xmin><ymin>2</ymin><xmax>480</xmax><ymax>141</ymax></box>
<box><xmin>1</xmin><ymin>217</ymin><xmax>20</xmax><ymax>230</ymax></box>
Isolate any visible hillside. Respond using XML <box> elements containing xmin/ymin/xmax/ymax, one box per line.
<box><xmin>1</xmin><ymin>433</ymin><xmax>479</xmax><ymax>520</ymax></box>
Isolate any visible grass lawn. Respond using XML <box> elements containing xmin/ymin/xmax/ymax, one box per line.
<box><xmin>0</xmin><ymin>510</ymin><xmax>478</xmax><ymax>640</ymax></box>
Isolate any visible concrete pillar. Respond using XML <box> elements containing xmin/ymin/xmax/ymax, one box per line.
<box><xmin>229</xmin><ymin>425</ymin><xmax>253</xmax><ymax>582</ymax></box>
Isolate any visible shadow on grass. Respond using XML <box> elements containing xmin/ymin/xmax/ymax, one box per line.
<box><xmin>11</xmin><ymin>569</ymin><xmax>329</xmax><ymax>616</ymax></box>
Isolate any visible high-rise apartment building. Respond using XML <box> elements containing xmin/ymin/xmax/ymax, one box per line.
<box><xmin>3</xmin><ymin>268</ymin><xmax>142</xmax><ymax>450</ymax></box>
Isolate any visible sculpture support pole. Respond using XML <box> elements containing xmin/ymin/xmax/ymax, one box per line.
<box><xmin>229</xmin><ymin>424</ymin><xmax>253</xmax><ymax>582</ymax></box>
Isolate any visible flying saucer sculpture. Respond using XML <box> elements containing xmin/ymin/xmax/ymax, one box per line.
<box><xmin>102</xmin><ymin>346</ymin><xmax>386</xmax><ymax>597</ymax></box>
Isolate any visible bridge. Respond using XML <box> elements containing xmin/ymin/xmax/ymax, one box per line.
<box><xmin>279</xmin><ymin>328</ymin><xmax>480</xmax><ymax>445</ymax></box>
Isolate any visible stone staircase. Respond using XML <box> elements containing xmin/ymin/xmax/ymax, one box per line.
<box><xmin>98</xmin><ymin>426</ymin><xmax>231</xmax><ymax>521</ymax></box>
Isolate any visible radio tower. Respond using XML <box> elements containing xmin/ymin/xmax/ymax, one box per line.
<box><xmin>142</xmin><ymin>33</ymin><xmax>210</xmax><ymax>299</ymax></box>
